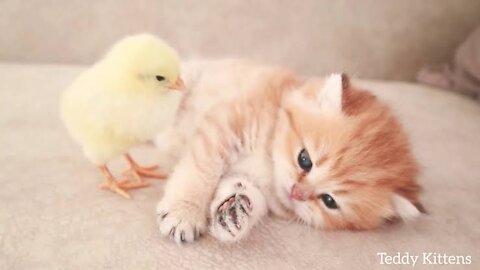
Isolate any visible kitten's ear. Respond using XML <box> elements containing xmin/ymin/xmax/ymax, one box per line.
<box><xmin>391</xmin><ymin>194</ymin><xmax>425</xmax><ymax>221</ymax></box>
<box><xmin>317</xmin><ymin>73</ymin><xmax>344</xmax><ymax>113</ymax></box>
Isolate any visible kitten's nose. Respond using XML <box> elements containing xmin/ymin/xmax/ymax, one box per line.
<box><xmin>289</xmin><ymin>184</ymin><xmax>307</xmax><ymax>201</ymax></box>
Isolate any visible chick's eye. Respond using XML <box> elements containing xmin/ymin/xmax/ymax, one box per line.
<box><xmin>297</xmin><ymin>148</ymin><xmax>312</xmax><ymax>172</ymax></box>
<box><xmin>156</xmin><ymin>75</ymin><xmax>165</xmax><ymax>82</ymax></box>
<box><xmin>319</xmin><ymin>193</ymin><xmax>338</xmax><ymax>209</ymax></box>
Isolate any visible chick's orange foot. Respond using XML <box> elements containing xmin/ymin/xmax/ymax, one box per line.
<box><xmin>122</xmin><ymin>153</ymin><xmax>168</xmax><ymax>183</ymax></box>
<box><xmin>99</xmin><ymin>179</ymin><xmax>150</xmax><ymax>199</ymax></box>
<box><xmin>98</xmin><ymin>165</ymin><xmax>149</xmax><ymax>199</ymax></box>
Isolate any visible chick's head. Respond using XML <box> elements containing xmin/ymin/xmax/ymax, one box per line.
<box><xmin>102</xmin><ymin>33</ymin><xmax>183</xmax><ymax>93</ymax></box>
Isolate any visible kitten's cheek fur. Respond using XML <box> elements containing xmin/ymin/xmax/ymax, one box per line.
<box><xmin>271</xmin><ymin>109</ymin><xmax>301</xmax><ymax>212</ymax></box>
<box><xmin>272</xmin><ymin>160</ymin><xmax>299</xmax><ymax>213</ymax></box>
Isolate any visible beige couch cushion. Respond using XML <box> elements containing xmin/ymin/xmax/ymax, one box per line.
<box><xmin>0</xmin><ymin>63</ymin><xmax>479</xmax><ymax>269</ymax></box>
<box><xmin>1</xmin><ymin>0</ymin><xmax>480</xmax><ymax>80</ymax></box>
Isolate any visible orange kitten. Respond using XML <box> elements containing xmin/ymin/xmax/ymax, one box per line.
<box><xmin>155</xmin><ymin>59</ymin><xmax>423</xmax><ymax>243</ymax></box>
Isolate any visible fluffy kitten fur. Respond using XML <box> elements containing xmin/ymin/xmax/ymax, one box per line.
<box><xmin>155</xmin><ymin>59</ymin><xmax>422</xmax><ymax>244</ymax></box>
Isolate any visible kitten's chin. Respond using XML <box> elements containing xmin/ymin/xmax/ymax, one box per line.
<box><xmin>291</xmin><ymin>202</ymin><xmax>315</xmax><ymax>226</ymax></box>
<box><xmin>291</xmin><ymin>199</ymin><xmax>327</xmax><ymax>228</ymax></box>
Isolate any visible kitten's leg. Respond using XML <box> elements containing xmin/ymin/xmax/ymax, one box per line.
<box><xmin>156</xmin><ymin>154</ymin><xmax>214</xmax><ymax>244</ymax></box>
<box><xmin>210</xmin><ymin>176</ymin><xmax>267</xmax><ymax>242</ymax></box>
<box><xmin>156</xmin><ymin>108</ymin><xmax>245</xmax><ymax>244</ymax></box>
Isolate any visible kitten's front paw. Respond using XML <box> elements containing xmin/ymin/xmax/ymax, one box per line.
<box><xmin>157</xmin><ymin>200</ymin><xmax>207</xmax><ymax>244</ymax></box>
<box><xmin>211</xmin><ymin>188</ymin><xmax>253</xmax><ymax>242</ymax></box>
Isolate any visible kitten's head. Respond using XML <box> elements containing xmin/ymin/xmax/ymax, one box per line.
<box><xmin>273</xmin><ymin>74</ymin><xmax>423</xmax><ymax>230</ymax></box>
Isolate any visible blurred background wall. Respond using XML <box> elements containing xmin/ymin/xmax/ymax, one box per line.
<box><xmin>1</xmin><ymin>0</ymin><xmax>479</xmax><ymax>80</ymax></box>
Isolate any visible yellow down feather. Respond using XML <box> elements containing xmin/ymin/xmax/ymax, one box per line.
<box><xmin>60</xmin><ymin>33</ymin><xmax>183</xmax><ymax>165</ymax></box>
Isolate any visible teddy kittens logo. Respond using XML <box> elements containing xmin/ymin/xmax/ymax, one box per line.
<box><xmin>377</xmin><ymin>252</ymin><xmax>472</xmax><ymax>267</ymax></box>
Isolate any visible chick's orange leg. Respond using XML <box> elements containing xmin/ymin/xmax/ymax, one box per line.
<box><xmin>122</xmin><ymin>153</ymin><xmax>167</xmax><ymax>183</ymax></box>
<box><xmin>98</xmin><ymin>165</ymin><xmax>149</xmax><ymax>199</ymax></box>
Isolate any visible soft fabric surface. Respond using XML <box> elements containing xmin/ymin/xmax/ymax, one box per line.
<box><xmin>1</xmin><ymin>63</ymin><xmax>479</xmax><ymax>269</ymax></box>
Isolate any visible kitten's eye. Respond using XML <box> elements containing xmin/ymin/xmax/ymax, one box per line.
<box><xmin>319</xmin><ymin>193</ymin><xmax>338</xmax><ymax>209</ymax></box>
<box><xmin>156</xmin><ymin>75</ymin><xmax>165</xmax><ymax>82</ymax></box>
<box><xmin>297</xmin><ymin>148</ymin><xmax>312</xmax><ymax>172</ymax></box>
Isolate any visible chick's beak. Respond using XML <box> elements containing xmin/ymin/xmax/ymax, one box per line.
<box><xmin>169</xmin><ymin>77</ymin><xmax>185</xmax><ymax>91</ymax></box>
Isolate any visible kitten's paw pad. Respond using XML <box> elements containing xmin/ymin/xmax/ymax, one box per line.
<box><xmin>157</xmin><ymin>201</ymin><xmax>206</xmax><ymax>244</ymax></box>
<box><xmin>211</xmin><ymin>193</ymin><xmax>252</xmax><ymax>242</ymax></box>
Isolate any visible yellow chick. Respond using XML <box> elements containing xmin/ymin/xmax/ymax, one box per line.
<box><xmin>60</xmin><ymin>33</ymin><xmax>184</xmax><ymax>199</ymax></box>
